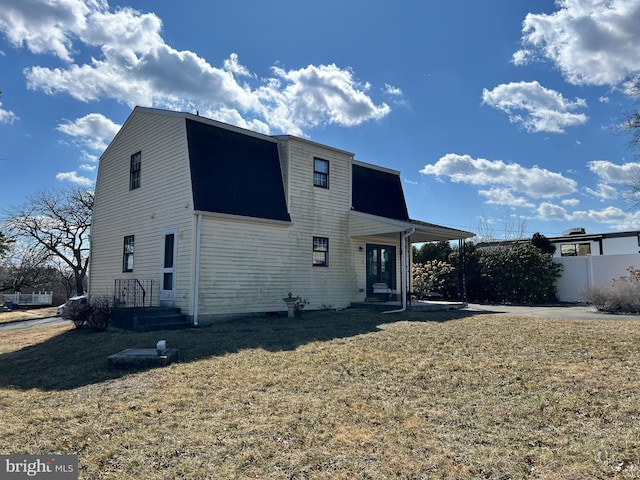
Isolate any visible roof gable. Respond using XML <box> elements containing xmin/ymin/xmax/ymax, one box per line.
<box><xmin>352</xmin><ymin>163</ymin><xmax>409</xmax><ymax>221</ymax></box>
<box><xmin>186</xmin><ymin>118</ymin><xmax>290</xmax><ymax>222</ymax></box>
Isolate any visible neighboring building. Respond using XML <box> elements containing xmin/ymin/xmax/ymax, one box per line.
<box><xmin>89</xmin><ymin>107</ymin><xmax>473</xmax><ymax>324</ymax></box>
<box><xmin>548</xmin><ymin>228</ymin><xmax>640</xmax><ymax>302</ymax></box>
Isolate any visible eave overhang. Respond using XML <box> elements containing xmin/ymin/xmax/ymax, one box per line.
<box><xmin>350</xmin><ymin>211</ymin><xmax>474</xmax><ymax>242</ymax></box>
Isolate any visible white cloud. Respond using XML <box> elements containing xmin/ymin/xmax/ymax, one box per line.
<box><xmin>514</xmin><ymin>0</ymin><xmax>640</xmax><ymax>86</ymax></box>
<box><xmin>623</xmin><ymin>76</ymin><xmax>640</xmax><ymax>96</ymax></box>
<box><xmin>585</xmin><ymin>183</ymin><xmax>619</xmax><ymax>200</ymax></box>
<box><xmin>573</xmin><ymin>206</ymin><xmax>629</xmax><ymax>224</ymax></box>
<box><xmin>420</xmin><ymin>153</ymin><xmax>578</xmax><ymax>200</ymax></box>
<box><xmin>537</xmin><ymin>201</ymin><xmax>640</xmax><ymax>229</ymax></box>
<box><xmin>537</xmin><ymin>202</ymin><xmax>571</xmax><ymax>221</ymax></box>
<box><xmin>0</xmin><ymin>102</ymin><xmax>18</xmax><ymax>124</ymax></box>
<box><xmin>478</xmin><ymin>188</ymin><xmax>535</xmax><ymax>208</ymax></box>
<box><xmin>262</xmin><ymin>64</ymin><xmax>390</xmax><ymax>134</ymax></box>
<box><xmin>0</xmin><ymin>0</ymin><xmax>101</xmax><ymax>62</ymax></box>
<box><xmin>223</xmin><ymin>53</ymin><xmax>253</xmax><ymax>78</ymax></box>
<box><xmin>587</xmin><ymin>160</ymin><xmax>640</xmax><ymax>183</ymax></box>
<box><xmin>482</xmin><ymin>81</ymin><xmax>588</xmax><ymax>133</ymax></box>
<box><xmin>56</xmin><ymin>171</ymin><xmax>94</xmax><ymax>186</ymax></box>
<box><xmin>562</xmin><ymin>198</ymin><xmax>580</xmax><ymax>207</ymax></box>
<box><xmin>384</xmin><ymin>84</ymin><xmax>403</xmax><ymax>96</ymax></box>
<box><xmin>57</xmin><ymin>113</ymin><xmax>121</xmax><ymax>151</ymax></box>
<box><xmin>0</xmin><ymin>1</ymin><xmax>391</xmax><ymax>136</ymax></box>
<box><xmin>79</xmin><ymin>164</ymin><xmax>97</xmax><ymax>172</ymax></box>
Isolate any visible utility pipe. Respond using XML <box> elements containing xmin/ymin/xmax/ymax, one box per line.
<box><xmin>384</xmin><ymin>227</ymin><xmax>415</xmax><ymax>314</ymax></box>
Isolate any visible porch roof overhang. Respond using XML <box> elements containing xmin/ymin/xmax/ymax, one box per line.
<box><xmin>349</xmin><ymin>211</ymin><xmax>474</xmax><ymax>243</ymax></box>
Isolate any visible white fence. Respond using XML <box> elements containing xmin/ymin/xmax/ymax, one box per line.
<box><xmin>553</xmin><ymin>254</ymin><xmax>640</xmax><ymax>302</ymax></box>
<box><xmin>2</xmin><ymin>291</ymin><xmax>53</xmax><ymax>306</ymax></box>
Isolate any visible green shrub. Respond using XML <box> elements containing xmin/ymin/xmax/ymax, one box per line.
<box><xmin>416</xmin><ymin>240</ymin><xmax>562</xmax><ymax>305</ymax></box>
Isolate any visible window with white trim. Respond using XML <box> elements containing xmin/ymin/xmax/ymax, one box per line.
<box><xmin>313</xmin><ymin>236</ymin><xmax>329</xmax><ymax>267</ymax></box>
<box><xmin>130</xmin><ymin>151</ymin><xmax>141</xmax><ymax>190</ymax></box>
<box><xmin>313</xmin><ymin>158</ymin><xmax>329</xmax><ymax>188</ymax></box>
<box><xmin>123</xmin><ymin>235</ymin><xmax>134</xmax><ymax>272</ymax></box>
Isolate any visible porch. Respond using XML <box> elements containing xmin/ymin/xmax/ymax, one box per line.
<box><xmin>349</xmin><ymin>211</ymin><xmax>475</xmax><ymax>309</ymax></box>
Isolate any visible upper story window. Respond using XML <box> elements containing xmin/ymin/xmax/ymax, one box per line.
<box><xmin>313</xmin><ymin>158</ymin><xmax>329</xmax><ymax>188</ymax></box>
<box><xmin>123</xmin><ymin>235</ymin><xmax>135</xmax><ymax>272</ymax></box>
<box><xmin>130</xmin><ymin>151</ymin><xmax>141</xmax><ymax>190</ymax></box>
<box><xmin>313</xmin><ymin>236</ymin><xmax>329</xmax><ymax>267</ymax></box>
<box><xmin>560</xmin><ymin>243</ymin><xmax>591</xmax><ymax>256</ymax></box>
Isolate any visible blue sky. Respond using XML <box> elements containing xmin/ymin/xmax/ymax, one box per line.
<box><xmin>1</xmin><ymin>0</ymin><xmax>640</xmax><ymax>239</ymax></box>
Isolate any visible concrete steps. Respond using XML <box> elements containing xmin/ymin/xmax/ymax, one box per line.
<box><xmin>111</xmin><ymin>307</ymin><xmax>191</xmax><ymax>332</ymax></box>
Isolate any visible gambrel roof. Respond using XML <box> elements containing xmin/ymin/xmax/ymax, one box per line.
<box><xmin>186</xmin><ymin>118</ymin><xmax>291</xmax><ymax>223</ymax></box>
<box><xmin>352</xmin><ymin>162</ymin><xmax>409</xmax><ymax>221</ymax></box>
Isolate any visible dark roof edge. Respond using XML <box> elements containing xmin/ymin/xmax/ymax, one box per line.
<box><xmin>547</xmin><ymin>230</ymin><xmax>640</xmax><ymax>242</ymax></box>
<box><xmin>273</xmin><ymin>134</ymin><xmax>354</xmax><ymax>157</ymax></box>
<box><xmin>353</xmin><ymin>159</ymin><xmax>400</xmax><ymax>176</ymax></box>
<box><xmin>410</xmin><ymin>219</ymin><xmax>475</xmax><ymax>239</ymax></box>
<box><xmin>194</xmin><ymin>210</ymin><xmax>292</xmax><ymax>226</ymax></box>
<box><xmin>134</xmin><ymin>106</ymin><xmax>278</xmax><ymax>143</ymax></box>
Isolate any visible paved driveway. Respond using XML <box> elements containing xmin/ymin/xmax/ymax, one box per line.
<box><xmin>464</xmin><ymin>303</ymin><xmax>640</xmax><ymax>321</ymax></box>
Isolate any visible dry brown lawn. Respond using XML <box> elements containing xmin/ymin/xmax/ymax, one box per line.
<box><xmin>0</xmin><ymin>306</ymin><xmax>57</xmax><ymax>324</ymax></box>
<box><xmin>0</xmin><ymin>308</ymin><xmax>639</xmax><ymax>479</ymax></box>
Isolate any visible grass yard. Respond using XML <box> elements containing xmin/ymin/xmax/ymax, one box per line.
<box><xmin>0</xmin><ymin>306</ymin><xmax>57</xmax><ymax>324</ymax></box>
<box><xmin>0</xmin><ymin>308</ymin><xmax>639</xmax><ymax>479</ymax></box>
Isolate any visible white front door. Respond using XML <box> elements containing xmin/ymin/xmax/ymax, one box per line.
<box><xmin>160</xmin><ymin>228</ymin><xmax>177</xmax><ymax>306</ymax></box>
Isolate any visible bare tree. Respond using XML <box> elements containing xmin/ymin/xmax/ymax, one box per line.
<box><xmin>474</xmin><ymin>214</ymin><xmax>528</xmax><ymax>242</ymax></box>
<box><xmin>3</xmin><ymin>187</ymin><xmax>93</xmax><ymax>295</ymax></box>
<box><xmin>0</xmin><ymin>231</ymin><xmax>13</xmax><ymax>258</ymax></box>
<box><xmin>0</xmin><ymin>246</ymin><xmax>52</xmax><ymax>293</ymax></box>
<box><xmin>622</xmin><ymin>77</ymin><xmax>640</xmax><ymax>209</ymax></box>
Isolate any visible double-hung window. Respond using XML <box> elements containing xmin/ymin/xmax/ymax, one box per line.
<box><xmin>313</xmin><ymin>236</ymin><xmax>329</xmax><ymax>267</ymax></box>
<box><xmin>123</xmin><ymin>236</ymin><xmax>135</xmax><ymax>272</ymax></box>
<box><xmin>313</xmin><ymin>158</ymin><xmax>329</xmax><ymax>188</ymax></box>
<box><xmin>130</xmin><ymin>151</ymin><xmax>141</xmax><ymax>190</ymax></box>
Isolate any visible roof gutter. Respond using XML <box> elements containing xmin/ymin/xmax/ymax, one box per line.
<box><xmin>383</xmin><ymin>227</ymin><xmax>415</xmax><ymax>314</ymax></box>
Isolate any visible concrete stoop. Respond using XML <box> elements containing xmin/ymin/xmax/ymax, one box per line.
<box><xmin>108</xmin><ymin>348</ymin><xmax>179</xmax><ymax>369</ymax></box>
<box><xmin>110</xmin><ymin>307</ymin><xmax>191</xmax><ymax>332</ymax></box>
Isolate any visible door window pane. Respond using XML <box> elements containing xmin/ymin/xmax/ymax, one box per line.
<box><xmin>163</xmin><ymin>272</ymin><xmax>173</xmax><ymax>290</ymax></box>
<box><xmin>164</xmin><ymin>234</ymin><xmax>175</xmax><ymax>268</ymax></box>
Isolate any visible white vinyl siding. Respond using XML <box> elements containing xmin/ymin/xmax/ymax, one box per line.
<box><xmin>281</xmin><ymin>139</ymin><xmax>358</xmax><ymax>308</ymax></box>
<box><xmin>196</xmin><ymin>217</ymin><xmax>291</xmax><ymax>317</ymax></box>
<box><xmin>194</xmin><ymin>139</ymin><xmax>359</xmax><ymax>317</ymax></box>
<box><xmin>90</xmin><ymin>110</ymin><xmax>194</xmax><ymax>313</ymax></box>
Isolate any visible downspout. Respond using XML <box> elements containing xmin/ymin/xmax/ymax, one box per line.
<box><xmin>384</xmin><ymin>227</ymin><xmax>415</xmax><ymax>314</ymax></box>
<box><xmin>192</xmin><ymin>213</ymin><xmax>202</xmax><ymax>327</ymax></box>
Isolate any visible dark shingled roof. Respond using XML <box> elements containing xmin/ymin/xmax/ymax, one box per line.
<box><xmin>186</xmin><ymin>119</ymin><xmax>290</xmax><ymax>222</ymax></box>
<box><xmin>352</xmin><ymin>163</ymin><xmax>409</xmax><ymax>221</ymax></box>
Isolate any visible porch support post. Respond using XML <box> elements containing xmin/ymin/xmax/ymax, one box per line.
<box><xmin>458</xmin><ymin>239</ymin><xmax>468</xmax><ymax>305</ymax></box>
<box><xmin>383</xmin><ymin>228</ymin><xmax>414</xmax><ymax>314</ymax></box>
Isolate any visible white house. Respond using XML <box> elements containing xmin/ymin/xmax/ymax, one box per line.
<box><xmin>549</xmin><ymin>228</ymin><xmax>640</xmax><ymax>302</ymax></box>
<box><xmin>89</xmin><ymin>107</ymin><xmax>473</xmax><ymax>325</ymax></box>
